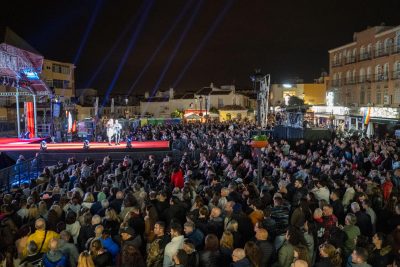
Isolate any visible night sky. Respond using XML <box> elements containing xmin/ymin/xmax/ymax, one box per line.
<box><xmin>2</xmin><ymin>0</ymin><xmax>400</xmax><ymax>96</ymax></box>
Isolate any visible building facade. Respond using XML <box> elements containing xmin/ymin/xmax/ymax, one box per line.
<box><xmin>41</xmin><ymin>59</ymin><xmax>75</xmax><ymax>100</ymax></box>
<box><xmin>270</xmin><ymin>80</ymin><xmax>327</xmax><ymax>107</ymax></box>
<box><xmin>329</xmin><ymin>25</ymin><xmax>400</xmax><ymax>107</ymax></box>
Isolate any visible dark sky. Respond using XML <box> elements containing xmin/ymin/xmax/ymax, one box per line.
<box><xmin>2</xmin><ymin>0</ymin><xmax>400</xmax><ymax>96</ymax></box>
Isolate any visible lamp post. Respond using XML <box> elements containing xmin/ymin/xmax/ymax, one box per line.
<box><xmin>199</xmin><ymin>96</ymin><xmax>203</xmax><ymax>117</ymax></box>
<box><xmin>250</xmin><ymin>69</ymin><xmax>269</xmax><ymax>188</ymax></box>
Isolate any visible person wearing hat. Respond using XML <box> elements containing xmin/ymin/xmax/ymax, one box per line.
<box><xmin>120</xmin><ymin>226</ymin><xmax>142</xmax><ymax>249</ymax></box>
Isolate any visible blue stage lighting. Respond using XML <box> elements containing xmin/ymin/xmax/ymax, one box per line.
<box><xmin>147</xmin><ymin>0</ymin><xmax>203</xmax><ymax>102</ymax></box>
<box><xmin>84</xmin><ymin>3</ymin><xmax>147</xmax><ymax>89</ymax></box>
<box><xmin>100</xmin><ymin>0</ymin><xmax>155</xmax><ymax>111</ymax></box>
<box><xmin>74</xmin><ymin>0</ymin><xmax>104</xmax><ymax>65</ymax></box>
<box><xmin>173</xmin><ymin>0</ymin><xmax>235</xmax><ymax>89</ymax></box>
<box><xmin>126</xmin><ymin>0</ymin><xmax>195</xmax><ymax>96</ymax></box>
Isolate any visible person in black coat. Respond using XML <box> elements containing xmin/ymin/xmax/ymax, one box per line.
<box><xmin>351</xmin><ymin>202</ymin><xmax>373</xmax><ymax>237</ymax></box>
<box><xmin>163</xmin><ymin>197</ymin><xmax>186</xmax><ymax>226</ymax></box>
<box><xmin>330</xmin><ymin>190</ymin><xmax>345</xmax><ymax>224</ymax></box>
<box><xmin>199</xmin><ymin>234</ymin><xmax>221</xmax><ymax>267</ymax></box>
<box><xmin>89</xmin><ymin>239</ymin><xmax>113</xmax><ymax>267</ymax></box>
<box><xmin>183</xmin><ymin>239</ymin><xmax>200</xmax><ymax>267</ymax></box>
<box><xmin>255</xmin><ymin>228</ymin><xmax>274</xmax><ymax>267</ymax></box>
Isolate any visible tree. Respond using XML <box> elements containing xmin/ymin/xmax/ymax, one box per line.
<box><xmin>209</xmin><ymin>106</ymin><xmax>219</xmax><ymax>114</ymax></box>
<box><xmin>288</xmin><ymin>96</ymin><xmax>304</xmax><ymax>107</ymax></box>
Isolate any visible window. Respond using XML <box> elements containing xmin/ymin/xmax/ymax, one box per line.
<box><xmin>346</xmin><ymin>51</ymin><xmax>351</xmax><ymax>63</ymax></box>
<box><xmin>376</xmin><ymin>41</ymin><xmax>383</xmax><ymax>56</ymax></box>
<box><xmin>367</xmin><ymin>88</ymin><xmax>371</xmax><ymax>104</ymax></box>
<box><xmin>383</xmin><ymin>63</ymin><xmax>389</xmax><ymax>79</ymax></box>
<box><xmin>394</xmin><ymin>61</ymin><xmax>400</xmax><ymax>79</ymax></box>
<box><xmin>359</xmin><ymin>68</ymin><xmax>365</xmax><ymax>82</ymax></box>
<box><xmin>395</xmin><ymin>85</ymin><xmax>400</xmax><ymax>103</ymax></box>
<box><xmin>346</xmin><ymin>71</ymin><xmax>351</xmax><ymax>83</ymax></box>
<box><xmin>360</xmin><ymin>89</ymin><xmax>365</xmax><ymax>104</ymax></box>
<box><xmin>367</xmin><ymin>43</ymin><xmax>372</xmax><ymax>56</ymax></box>
<box><xmin>52</xmin><ymin>79</ymin><xmax>69</xmax><ymax>89</ymax></box>
<box><xmin>333</xmin><ymin>54</ymin><xmax>337</xmax><ymax>65</ymax></box>
<box><xmin>360</xmin><ymin>46</ymin><xmax>365</xmax><ymax>59</ymax></box>
<box><xmin>375</xmin><ymin>65</ymin><xmax>383</xmax><ymax>81</ymax></box>
<box><xmin>396</xmin><ymin>32</ymin><xmax>400</xmax><ymax>52</ymax></box>
<box><xmin>384</xmin><ymin>38</ymin><xmax>392</xmax><ymax>54</ymax></box>
<box><xmin>352</xmin><ymin>69</ymin><xmax>356</xmax><ymax>83</ymax></box>
<box><xmin>376</xmin><ymin>90</ymin><xmax>382</xmax><ymax>104</ymax></box>
<box><xmin>218</xmin><ymin>98</ymin><xmax>223</xmax><ymax>108</ymax></box>
<box><xmin>52</xmin><ymin>64</ymin><xmax>70</xmax><ymax>75</ymax></box>
<box><xmin>352</xmin><ymin>48</ymin><xmax>357</xmax><ymax>61</ymax></box>
<box><xmin>367</xmin><ymin>67</ymin><xmax>372</xmax><ymax>80</ymax></box>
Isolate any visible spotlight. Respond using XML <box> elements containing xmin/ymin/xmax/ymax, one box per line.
<box><xmin>40</xmin><ymin>141</ymin><xmax>47</xmax><ymax>151</ymax></box>
<box><xmin>126</xmin><ymin>137</ymin><xmax>132</xmax><ymax>149</ymax></box>
<box><xmin>83</xmin><ymin>140</ymin><xmax>90</xmax><ymax>150</ymax></box>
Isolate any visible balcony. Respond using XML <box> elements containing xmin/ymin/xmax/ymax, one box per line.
<box><xmin>375</xmin><ymin>48</ymin><xmax>390</xmax><ymax>58</ymax></box>
<box><xmin>374</xmin><ymin>74</ymin><xmax>389</xmax><ymax>82</ymax></box>
<box><xmin>391</xmin><ymin>71</ymin><xmax>400</xmax><ymax>80</ymax></box>
<box><xmin>358</xmin><ymin>52</ymin><xmax>372</xmax><ymax>62</ymax></box>
<box><xmin>331</xmin><ymin>61</ymin><xmax>342</xmax><ymax>68</ymax></box>
<box><xmin>345</xmin><ymin>56</ymin><xmax>356</xmax><ymax>65</ymax></box>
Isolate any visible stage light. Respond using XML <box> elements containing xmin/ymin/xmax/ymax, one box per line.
<box><xmin>126</xmin><ymin>137</ymin><xmax>132</xmax><ymax>149</ymax></box>
<box><xmin>40</xmin><ymin>141</ymin><xmax>47</xmax><ymax>151</ymax></box>
<box><xmin>83</xmin><ymin>140</ymin><xmax>90</xmax><ymax>150</ymax></box>
<box><xmin>283</xmin><ymin>84</ymin><xmax>292</xmax><ymax>88</ymax></box>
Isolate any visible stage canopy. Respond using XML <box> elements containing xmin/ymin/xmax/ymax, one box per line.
<box><xmin>0</xmin><ymin>27</ymin><xmax>51</xmax><ymax>96</ymax></box>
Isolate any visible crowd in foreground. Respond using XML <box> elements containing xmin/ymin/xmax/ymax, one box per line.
<box><xmin>1</xmin><ymin>122</ymin><xmax>400</xmax><ymax>267</ymax></box>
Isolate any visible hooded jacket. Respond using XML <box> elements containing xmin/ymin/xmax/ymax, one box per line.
<box><xmin>42</xmin><ymin>250</ymin><xmax>67</xmax><ymax>267</ymax></box>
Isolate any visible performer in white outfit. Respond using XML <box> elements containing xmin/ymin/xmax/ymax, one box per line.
<box><xmin>106</xmin><ymin>118</ymin><xmax>114</xmax><ymax>146</ymax></box>
<box><xmin>113</xmin><ymin>119</ymin><xmax>122</xmax><ymax>145</ymax></box>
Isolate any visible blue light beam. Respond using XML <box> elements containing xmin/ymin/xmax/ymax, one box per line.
<box><xmin>100</xmin><ymin>0</ymin><xmax>155</xmax><ymax>109</ymax></box>
<box><xmin>148</xmin><ymin>0</ymin><xmax>204</xmax><ymax>100</ymax></box>
<box><xmin>172</xmin><ymin>0</ymin><xmax>235</xmax><ymax>89</ymax></box>
<box><xmin>126</xmin><ymin>0</ymin><xmax>195</xmax><ymax>96</ymax></box>
<box><xmin>84</xmin><ymin>1</ymin><xmax>146</xmax><ymax>89</ymax></box>
<box><xmin>73</xmin><ymin>0</ymin><xmax>104</xmax><ymax>65</ymax></box>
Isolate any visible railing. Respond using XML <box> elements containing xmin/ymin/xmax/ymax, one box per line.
<box><xmin>0</xmin><ymin>158</ymin><xmax>41</xmax><ymax>192</ymax></box>
<box><xmin>331</xmin><ymin>44</ymin><xmax>400</xmax><ymax>67</ymax></box>
<box><xmin>345</xmin><ymin>56</ymin><xmax>356</xmax><ymax>65</ymax></box>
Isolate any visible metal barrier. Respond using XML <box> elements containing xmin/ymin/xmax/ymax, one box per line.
<box><xmin>0</xmin><ymin>158</ymin><xmax>40</xmax><ymax>192</ymax></box>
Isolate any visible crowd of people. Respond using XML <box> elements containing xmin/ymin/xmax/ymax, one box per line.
<box><xmin>1</xmin><ymin>122</ymin><xmax>400</xmax><ymax>267</ymax></box>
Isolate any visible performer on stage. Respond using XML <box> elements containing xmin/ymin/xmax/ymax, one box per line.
<box><xmin>113</xmin><ymin>119</ymin><xmax>122</xmax><ymax>145</ymax></box>
<box><xmin>106</xmin><ymin>118</ymin><xmax>114</xmax><ymax>146</ymax></box>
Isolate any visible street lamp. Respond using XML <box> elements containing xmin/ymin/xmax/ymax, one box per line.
<box><xmin>199</xmin><ymin>96</ymin><xmax>203</xmax><ymax>117</ymax></box>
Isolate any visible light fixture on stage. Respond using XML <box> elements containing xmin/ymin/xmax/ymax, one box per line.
<box><xmin>83</xmin><ymin>140</ymin><xmax>90</xmax><ymax>150</ymax></box>
<box><xmin>126</xmin><ymin>137</ymin><xmax>132</xmax><ymax>149</ymax></box>
<box><xmin>40</xmin><ymin>141</ymin><xmax>47</xmax><ymax>151</ymax></box>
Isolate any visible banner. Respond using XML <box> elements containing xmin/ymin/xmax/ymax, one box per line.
<box><xmin>94</xmin><ymin>97</ymin><xmax>99</xmax><ymax>118</ymax></box>
<box><xmin>363</xmin><ymin>107</ymin><xmax>371</xmax><ymax>125</ymax></box>
<box><xmin>111</xmin><ymin>98</ymin><xmax>115</xmax><ymax>114</ymax></box>
<box><xmin>25</xmin><ymin>102</ymin><xmax>35</xmax><ymax>138</ymax></box>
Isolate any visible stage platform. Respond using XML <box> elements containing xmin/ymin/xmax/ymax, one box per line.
<box><xmin>0</xmin><ymin>138</ymin><xmax>171</xmax><ymax>152</ymax></box>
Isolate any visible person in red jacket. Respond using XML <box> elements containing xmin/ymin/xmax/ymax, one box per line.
<box><xmin>382</xmin><ymin>174</ymin><xmax>393</xmax><ymax>201</ymax></box>
<box><xmin>171</xmin><ymin>166</ymin><xmax>184</xmax><ymax>189</ymax></box>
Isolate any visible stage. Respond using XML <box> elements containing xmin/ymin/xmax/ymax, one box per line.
<box><xmin>0</xmin><ymin>138</ymin><xmax>171</xmax><ymax>152</ymax></box>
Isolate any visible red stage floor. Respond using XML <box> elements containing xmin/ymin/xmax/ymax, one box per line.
<box><xmin>0</xmin><ymin>138</ymin><xmax>170</xmax><ymax>152</ymax></box>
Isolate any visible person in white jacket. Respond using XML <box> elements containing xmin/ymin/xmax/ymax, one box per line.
<box><xmin>311</xmin><ymin>180</ymin><xmax>330</xmax><ymax>203</ymax></box>
<box><xmin>163</xmin><ymin>222</ymin><xmax>184</xmax><ymax>267</ymax></box>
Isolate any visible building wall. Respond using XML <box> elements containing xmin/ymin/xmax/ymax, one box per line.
<box><xmin>329</xmin><ymin>26</ymin><xmax>400</xmax><ymax>107</ymax></box>
<box><xmin>303</xmin><ymin>84</ymin><xmax>326</xmax><ymax>105</ymax></box>
<box><xmin>41</xmin><ymin>59</ymin><xmax>75</xmax><ymax>99</ymax></box>
<box><xmin>270</xmin><ymin>83</ymin><xmax>326</xmax><ymax>106</ymax></box>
